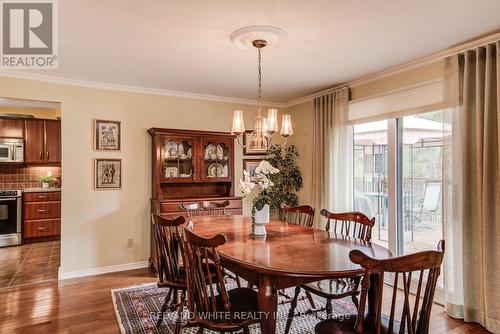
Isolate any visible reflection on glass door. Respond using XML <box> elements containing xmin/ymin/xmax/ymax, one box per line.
<box><xmin>401</xmin><ymin>112</ymin><xmax>446</xmax><ymax>256</ymax></box>
<box><xmin>353</xmin><ymin>120</ymin><xmax>388</xmax><ymax>248</ymax></box>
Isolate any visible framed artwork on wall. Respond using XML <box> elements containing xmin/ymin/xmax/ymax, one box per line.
<box><xmin>94</xmin><ymin>119</ymin><xmax>121</xmax><ymax>151</ymax></box>
<box><xmin>243</xmin><ymin>158</ymin><xmax>262</xmax><ymax>178</ymax></box>
<box><xmin>94</xmin><ymin>158</ymin><xmax>122</xmax><ymax>190</ymax></box>
<box><xmin>242</xmin><ymin>130</ymin><xmax>267</xmax><ymax>155</ymax></box>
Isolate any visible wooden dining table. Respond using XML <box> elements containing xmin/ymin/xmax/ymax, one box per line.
<box><xmin>190</xmin><ymin>215</ymin><xmax>393</xmax><ymax>334</ymax></box>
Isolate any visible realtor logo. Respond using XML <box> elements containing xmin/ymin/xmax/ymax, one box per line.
<box><xmin>1</xmin><ymin>0</ymin><xmax>58</xmax><ymax>68</ymax></box>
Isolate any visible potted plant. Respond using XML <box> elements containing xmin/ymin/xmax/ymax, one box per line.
<box><xmin>40</xmin><ymin>175</ymin><xmax>52</xmax><ymax>188</ymax></box>
<box><xmin>258</xmin><ymin>145</ymin><xmax>303</xmax><ymax>219</ymax></box>
<box><xmin>239</xmin><ymin>160</ymin><xmax>279</xmax><ymax>236</ymax></box>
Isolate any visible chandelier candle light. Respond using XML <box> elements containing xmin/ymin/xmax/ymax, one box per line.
<box><xmin>230</xmin><ymin>27</ymin><xmax>293</xmax><ymax>149</ymax></box>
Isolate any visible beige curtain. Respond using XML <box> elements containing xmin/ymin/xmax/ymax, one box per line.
<box><xmin>312</xmin><ymin>87</ymin><xmax>352</xmax><ymax>228</ymax></box>
<box><xmin>443</xmin><ymin>56</ymin><xmax>464</xmax><ymax>319</ymax></box>
<box><xmin>453</xmin><ymin>41</ymin><xmax>500</xmax><ymax>332</ymax></box>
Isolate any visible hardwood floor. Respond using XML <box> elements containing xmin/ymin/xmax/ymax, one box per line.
<box><xmin>0</xmin><ymin>268</ymin><xmax>490</xmax><ymax>333</ymax></box>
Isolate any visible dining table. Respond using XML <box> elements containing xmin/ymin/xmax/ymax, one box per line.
<box><xmin>190</xmin><ymin>215</ymin><xmax>393</xmax><ymax>334</ymax></box>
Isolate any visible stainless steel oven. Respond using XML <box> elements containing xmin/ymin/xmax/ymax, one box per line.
<box><xmin>0</xmin><ymin>138</ymin><xmax>24</xmax><ymax>163</ymax></box>
<box><xmin>0</xmin><ymin>190</ymin><xmax>22</xmax><ymax>247</ymax></box>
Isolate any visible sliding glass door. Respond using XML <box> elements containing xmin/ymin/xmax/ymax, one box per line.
<box><xmin>353</xmin><ymin>120</ymin><xmax>388</xmax><ymax>248</ymax></box>
<box><xmin>353</xmin><ymin>111</ymin><xmax>445</xmax><ymax>267</ymax></box>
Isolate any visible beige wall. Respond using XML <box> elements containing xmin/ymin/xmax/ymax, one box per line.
<box><xmin>287</xmin><ymin>100</ymin><xmax>315</xmax><ymax>205</ymax></box>
<box><xmin>0</xmin><ymin>76</ymin><xmax>277</xmax><ymax>274</ymax></box>
<box><xmin>350</xmin><ymin>61</ymin><xmax>445</xmax><ymax>100</ymax></box>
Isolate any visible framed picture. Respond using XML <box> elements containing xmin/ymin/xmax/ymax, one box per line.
<box><xmin>243</xmin><ymin>130</ymin><xmax>267</xmax><ymax>155</ymax></box>
<box><xmin>94</xmin><ymin>159</ymin><xmax>122</xmax><ymax>190</ymax></box>
<box><xmin>94</xmin><ymin>119</ymin><xmax>121</xmax><ymax>151</ymax></box>
<box><xmin>243</xmin><ymin>158</ymin><xmax>262</xmax><ymax>178</ymax></box>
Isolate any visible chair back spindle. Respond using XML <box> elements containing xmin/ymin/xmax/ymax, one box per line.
<box><xmin>181</xmin><ymin>229</ymin><xmax>233</xmax><ymax>322</ymax></box>
<box><xmin>180</xmin><ymin>200</ymin><xmax>230</xmax><ymax>218</ymax></box>
<box><xmin>281</xmin><ymin>204</ymin><xmax>315</xmax><ymax>227</ymax></box>
<box><xmin>320</xmin><ymin>209</ymin><xmax>375</xmax><ymax>241</ymax></box>
<box><xmin>350</xmin><ymin>240</ymin><xmax>445</xmax><ymax>334</ymax></box>
<box><xmin>151</xmin><ymin>214</ymin><xmax>186</xmax><ymax>288</ymax></box>
<box><xmin>202</xmin><ymin>200</ymin><xmax>230</xmax><ymax>216</ymax></box>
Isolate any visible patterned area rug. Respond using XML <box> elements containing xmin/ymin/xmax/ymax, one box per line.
<box><xmin>112</xmin><ymin>282</ymin><xmax>356</xmax><ymax>334</ymax></box>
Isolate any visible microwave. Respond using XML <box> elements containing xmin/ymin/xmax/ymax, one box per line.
<box><xmin>0</xmin><ymin>138</ymin><xmax>24</xmax><ymax>163</ymax></box>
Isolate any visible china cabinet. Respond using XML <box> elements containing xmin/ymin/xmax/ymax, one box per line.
<box><xmin>148</xmin><ymin>128</ymin><xmax>243</xmax><ymax>269</ymax></box>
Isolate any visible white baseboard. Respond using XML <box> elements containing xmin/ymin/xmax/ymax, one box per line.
<box><xmin>59</xmin><ymin>261</ymin><xmax>149</xmax><ymax>280</ymax></box>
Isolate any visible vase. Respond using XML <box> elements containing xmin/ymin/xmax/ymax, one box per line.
<box><xmin>42</xmin><ymin>182</ymin><xmax>50</xmax><ymax>188</ymax></box>
<box><xmin>253</xmin><ymin>204</ymin><xmax>270</xmax><ymax>236</ymax></box>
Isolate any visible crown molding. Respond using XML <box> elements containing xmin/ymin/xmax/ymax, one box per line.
<box><xmin>282</xmin><ymin>84</ymin><xmax>349</xmax><ymax>108</ymax></box>
<box><xmin>0</xmin><ymin>71</ymin><xmax>287</xmax><ymax>108</ymax></box>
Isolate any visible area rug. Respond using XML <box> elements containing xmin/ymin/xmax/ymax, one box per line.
<box><xmin>111</xmin><ymin>281</ymin><xmax>356</xmax><ymax>334</ymax></box>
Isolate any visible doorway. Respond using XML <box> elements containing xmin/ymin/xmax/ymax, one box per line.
<box><xmin>0</xmin><ymin>97</ymin><xmax>62</xmax><ymax>288</ymax></box>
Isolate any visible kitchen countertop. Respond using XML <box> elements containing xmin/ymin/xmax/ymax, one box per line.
<box><xmin>23</xmin><ymin>187</ymin><xmax>61</xmax><ymax>193</ymax></box>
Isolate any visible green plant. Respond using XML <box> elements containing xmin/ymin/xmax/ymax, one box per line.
<box><xmin>253</xmin><ymin>144</ymin><xmax>303</xmax><ymax>218</ymax></box>
<box><xmin>40</xmin><ymin>175</ymin><xmax>53</xmax><ymax>183</ymax></box>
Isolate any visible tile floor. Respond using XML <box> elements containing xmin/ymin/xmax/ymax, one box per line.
<box><xmin>0</xmin><ymin>240</ymin><xmax>60</xmax><ymax>288</ymax></box>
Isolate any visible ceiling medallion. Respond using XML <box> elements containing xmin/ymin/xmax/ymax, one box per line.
<box><xmin>230</xmin><ymin>26</ymin><xmax>293</xmax><ymax>150</ymax></box>
<box><xmin>230</xmin><ymin>25</ymin><xmax>288</xmax><ymax>49</ymax></box>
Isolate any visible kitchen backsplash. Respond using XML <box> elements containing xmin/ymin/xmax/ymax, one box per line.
<box><xmin>0</xmin><ymin>165</ymin><xmax>61</xmax><ymax>189</ymax></box>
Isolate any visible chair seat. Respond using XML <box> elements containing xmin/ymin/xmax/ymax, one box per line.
<box><xmin>302</xmin><ymin>277</ymin><xmax>360</xmax><ymax>299</ymax></box>
<box><xmin>215</xmin><ymin>287</ymin><xmax>259</xmax><ymax>321</ymax></box>
<box><xmin>315</xmin><ymin>314</ymin><xmax>399</xmax><ymax>334</ymax></box>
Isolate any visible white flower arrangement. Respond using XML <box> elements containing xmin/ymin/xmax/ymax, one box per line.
<box><xmin>239</xmin><ymin>160</ymin><xmax>279</xmax><ymax>195</ymax></box>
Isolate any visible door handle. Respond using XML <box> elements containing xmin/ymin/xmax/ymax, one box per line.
<box><xmin>39</xmin><ymin>151</ymin><xmax>43</xmax><ymax>160</ymax></box>
<box><xmin>37</xmin><ymin>195</ymin><xmax>47</xmax><ymax>199</ymax></box>
<box><xmin>37</xmin><ymin>209</ymin><xmax>49</xmax><ymax>214</ymax></box>
<box><xmin>37</xmin><ymin>227</ymin><xmax>49</xmax><ymax>231</ymax></box>
<box><xmin>46</xmin><ymin>151</ymin><xmax>49</xmax><ymax>160</ymax></box>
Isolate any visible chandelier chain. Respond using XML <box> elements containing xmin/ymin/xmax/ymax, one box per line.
<box><xmin>257</xmin><ymin>47</ymin><xmax>262</xmax><ymax>116</ymax></box>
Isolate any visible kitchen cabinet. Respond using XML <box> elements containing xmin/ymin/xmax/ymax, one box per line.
<box><xmin>25</xmin><ymin>119</ymin><xmax>61</xmax><ymax>164</ymax></box>
<box><xmin>23</xmin><ymin>191</ymin><xmax>61</xmax><ymax>241</ymax></box>
<box><xmin>25</xmin><ymin>119</ymin><xmax>45</xmax><ymax>163</ymax></box>
<box><xmin>44</xmin><ymin>120</ymin><xmax>61</xmax><ymax>163</ymax></box>
<box><xmin>0</xmin><ymin>118</ymin><xmax>24</xmax><ymax>138</ymax></box>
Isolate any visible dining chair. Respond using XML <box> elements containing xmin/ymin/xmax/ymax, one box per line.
<box><xmin>315</xmin><ymin>240</ymin><xmax>445</xmax><ymax>334</ymax></box>
<box><xmin>151</xmin><ymin>214</ymin><xmax>189</xmax><ymax>327</ymax></box>
<box><xmin>179</xmin><ymin>228</ymin><xmax>260</xmax><ymax>334</ymax></box>
<box><xmin>152</xmin><ymin>213</ymin><xmax>223</xmax><ymax>328</ymax></box>
<box><xmin>180</xmin><ymin>200</ymin><xmax>240</xmax><ymax>287</ymax></box>
<box><xmin>202</xmin><ymin>200</ymin><xmax>230</xmax><ymax>216</ymax></box>
<box><xmin>281</xmin><ymin>204</ymin><xmax>315</xmax><ymax>227</ymax></box>
<box><xmin>180</xmin><ymin>200</ymin><xmax>230</xmax><ymax>217</ymax></box>
<box><xmin>284</xmin><ymin>210</ymin><xmax>375</xmax><ymax>334</ymax></box>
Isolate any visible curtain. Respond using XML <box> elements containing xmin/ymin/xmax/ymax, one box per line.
<box><xmin>446</xmin><ymin>41</ymin><xmax>500</xmax><ymax>332</ymax></box>
<box><xmin>312</xmin><ymin>87</ymin><xmax>353</xmax><ymax>228</ymax></box>
<box><xmin>443</xmin><ymin>56</ymin><xmax>464</xmax><ymax>319</ymax></box>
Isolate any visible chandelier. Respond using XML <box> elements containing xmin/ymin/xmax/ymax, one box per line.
<box><xmin>231</xmin><ymin>37</ymin><xmax>293</xmax><ymax>150</ymax></box>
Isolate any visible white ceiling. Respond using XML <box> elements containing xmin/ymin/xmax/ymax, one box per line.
<box><xmin>18</xmin><ymin>0</ymin><xmax>500</xmax><ymax>102</ymax></box>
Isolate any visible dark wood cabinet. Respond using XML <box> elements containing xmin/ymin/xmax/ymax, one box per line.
<box><xmin>24</xmin><ymin>119</ymin><xmax>61</xmax><ymax>164</ymax></box>
<box><xmin>25</xmin><ymin>119</ymin><xmax>45</xmax><ymax>163</ymax></box>
<box><xmin>23</xmin><ymin>191</ymin><xmax>61</xmax><ymax>241</ymax></box>
<box><xmin>148</xmin><ymin>128</ymin><xmax>243</xmax><ymax>269</ymax></box>
<box><xmin>44</xmin><ymin>120</ymin><xmax>61</xmax><ymax>163</ymax></box>
<box><xmin>0</xmin><ymin>118</ymin><xmax>24</xmax><ymax>138</ymax></box>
